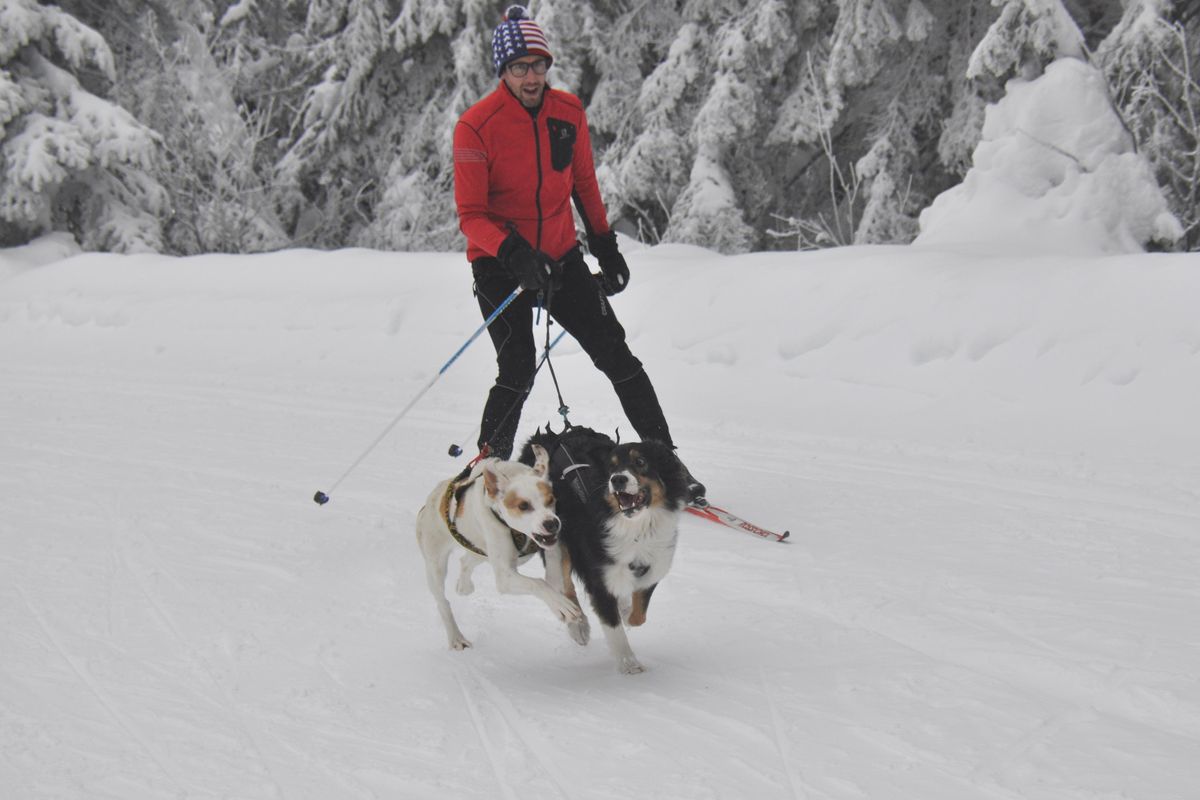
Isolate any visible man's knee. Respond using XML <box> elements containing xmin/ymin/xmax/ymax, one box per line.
<box><xmin>594</xmin><ymin>349</ymin><xmax>642</xmax><ymax>383</ymax></box>
<box><xmin>495</xmin><ymin>354</ymin><xmax>536</xmax><ymax>389</ymax></box>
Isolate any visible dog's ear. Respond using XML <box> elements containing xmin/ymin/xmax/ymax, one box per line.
<box><xmin>530</xmin><ymin>444</ymin><xmax>550</xmax><ymax>477</ymax></box>
<box><xmin>483</xmin><ymin>463</ymin><xmax>506</xmax><ymax>498</ymax></box>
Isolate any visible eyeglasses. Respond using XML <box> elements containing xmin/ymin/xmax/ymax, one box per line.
<box><xmin>507</xmin><ymin>59</ymin><xmax>549</xmax><ymax>77</ymax></box>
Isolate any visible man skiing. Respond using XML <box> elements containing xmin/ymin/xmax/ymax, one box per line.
<box><xmin>452</xmin><ymin>5</ymin><xmax>704</xmax><ymax>503</ymax></box>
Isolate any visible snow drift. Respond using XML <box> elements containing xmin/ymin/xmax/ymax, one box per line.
<box><xmin>918</xmin><ymin>58</ymin><xmax>1182</xmax><ymax>254</ymax></box>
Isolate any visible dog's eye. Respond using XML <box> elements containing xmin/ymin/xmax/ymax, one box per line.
<box><xmin>635</xmin><ymin>457</ymin><xmax>647</xmax><ymax>469</ymax></box>
<box><xmin>518</xmin><ymin>501</ymin><xmax>532</xmax><ymax>512</ymax></box>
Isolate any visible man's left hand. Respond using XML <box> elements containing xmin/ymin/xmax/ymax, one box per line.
<box><xmin>587</xmin><ymin>231</ymin><xmax>630</xmax><ymax>296</ymax></box>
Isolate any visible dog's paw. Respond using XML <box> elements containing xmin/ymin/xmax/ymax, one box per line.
<box><xmin>568</xmin><ymin>617</ymin><xmax>590</xmax><ymax>646</ymax></box>
<box><xmin>449</xmin><ymin>635</ymin><xmax>472</xmax><ymax>650</ymax></box>
<box><xmin>455</xmin><ymin>573</ymin><xmax>475</xmax><ymax>596</ymax></box>
<box><xmin>618</xmin><ymin>655</ymin><xmax>645</xmax><ymax>675</ymax></box>
<box><xmin>548</xmin><ymin>594</ymin><xmax>583</xmax><ymax>623</ymax></box>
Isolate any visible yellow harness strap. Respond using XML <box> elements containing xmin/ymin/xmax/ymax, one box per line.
<box><xmin>440</xmin><ymin>477</ymin><xmax>538</xmax><ymax>558</ymax></box>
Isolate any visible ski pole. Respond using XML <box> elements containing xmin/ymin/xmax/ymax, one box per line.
<box><xmin>313</xmin><ymin>287</ymin><xmax>524</xmax><ymax>505</ymax></box>
<box><xmin>447</xmin><ymin>328</ymin><xmax>568</xmax><ymax>457</ymax></box>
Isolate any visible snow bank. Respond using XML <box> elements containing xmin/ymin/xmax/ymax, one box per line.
<box><xmin>918</xmin><ymin>58</ymin><xmax>1182</xmax><ymax>255</ymax></box>
<box><xmin>0</xmin><ymin>231</ymin><xmax>80</xmax><ymax>280</ymax></box>
<box><xmin>3</xmin><ymin>241</ymin><xmax>1198</xmax><ymax>463</ymax></box>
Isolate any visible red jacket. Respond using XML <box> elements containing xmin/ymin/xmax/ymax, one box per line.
<box><xmin>454</xmin><ymin>83</ymin><xmax>611</xmax><ymax>263</ymax></box>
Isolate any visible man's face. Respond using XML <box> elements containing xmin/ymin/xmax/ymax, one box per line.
<box><xmin>502</xmin><ymin>56</ymin><xmax>548</xmax><ymax>108</ymax></box>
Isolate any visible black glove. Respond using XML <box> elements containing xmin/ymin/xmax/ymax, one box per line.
<box><xmin>587</xmin><ymin>231</ymin><xmax>629</xmax><ymax>295</ymax></box>
<box><xmin>498</xmin><ymin>231</ymin><xmax>561</xmax><ymax>293</ymax></box>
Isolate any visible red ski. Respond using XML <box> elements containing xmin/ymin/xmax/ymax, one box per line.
<box><xmin>685</xmin><ymin>501</ymin><xmax>790</xmax><ymax>542</ymax></box>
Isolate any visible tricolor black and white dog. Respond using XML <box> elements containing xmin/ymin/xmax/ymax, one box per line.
<box><xmin>519</xmin><ymin>426</ymin><xmax>689</xmax><ymax>674</ymax></box>
<box><xmin>415</xmin><ymin>445</ymin><xmax>582</xmax><ymax>651</ymax></box>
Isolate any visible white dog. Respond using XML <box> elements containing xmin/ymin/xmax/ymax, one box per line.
<box><xmin>415</xmin><ymin>445</ymin><xmax>582</xmax><ymax>650</ymax></box>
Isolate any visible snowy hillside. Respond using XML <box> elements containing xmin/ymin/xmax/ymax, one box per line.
<box><xmin>2</xmin><ymin>236</ymin><xmax>1199</xmax><ymax>799</ymax></box>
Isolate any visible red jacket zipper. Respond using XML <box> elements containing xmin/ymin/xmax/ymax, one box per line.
<box><xmin>531</xmin><ymin>108</ymin><xmax>544</xmax><ymax>251</ymax></box>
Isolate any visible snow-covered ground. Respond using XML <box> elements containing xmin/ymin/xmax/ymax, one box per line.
<box><xmin>2</xmin><ymin>233</ymin><xmax>1198</xmax><ymax>799</ymax></box>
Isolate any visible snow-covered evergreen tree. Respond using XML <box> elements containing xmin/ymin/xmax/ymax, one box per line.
<box><xmin>825</xmin><ymin>0</ymin><xmax>925</xmax><ymax>244</ymax></box>
<box><xmin>968</xmin><ymin>0</ymin><xmax>1085</xmax><ymax>82</ymax></box>
<box><xmin>667</xmin><ymin>1</ymin><xmax>800</xmax><ymax>253</ymax></box>
<box><xmin>826</xmin><ymin>0</ymin><xmax>907</xmax><ymax>112</ymax></box>
<box><xmin>769</xmin><ymin>0</ymin><xmax>1000</xmax><ymax>248</ymax></box>
<box><xmin>937</xmin><ymin>12</ymin><xmax>992</xmax><ymax>177</ymax></box>
<box><xmin>273</xmin><ymin>0</ymin><xmax>402</xmax><ymax>248</ymax></box>
<box><xmin>604</xmin><ymin>12</ymin><xmax>696</xmax><ymax>242</ymax></box>
<box><xmin>68</xmin><ymin>0</ymin><xmax>303</xmax><ymax>254</ymax></box>
<box><xmin>276</xmin><ymin>0</ymin><xmax>512</xmax><ymax>252</ymax></box>
<box><xmin>1</xmin><ymin>0</ymin><xmax>166</xmax><ymax>251</ymax></box>
<box><xmin>6</xmin><ymin>0</ymin><xmax>1189</xmax><ymax>255</ymax></box>
<box><xmin>358</xmin><ymin>0</ymin><xmax>498</xmax><ymax>251</ymax></box>
<box><xmin>597</xmin><ymin>0</ymin><xmax>828</xmax><ymax>251</ymax></box>
<box><xmin>1097</xmin><ymin>0</ymin><xmax>1199</xmax><ymax>249</ymax></box>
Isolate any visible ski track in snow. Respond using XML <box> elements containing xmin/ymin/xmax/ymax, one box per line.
<box><xmin>452</xmin><ymin>661</ymin><xmax>577</xmax><ymax>800</ymax></box>
<box><xmin>109</xmin><ymin>512</ymin><xmax>291</xmax><ymax>799</ymax></box>
<box><xmin>13</xmin><ymin>583</ymin><xmax>189</xmax><ymax>794</ymax></box>
<box><xmin>6</xmin><ymin>364</ymin><xmax>1196</xmax><ymax>799</ymax></box>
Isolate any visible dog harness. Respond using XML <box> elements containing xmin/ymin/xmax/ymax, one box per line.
<box><xmin>547</xmin><ymin>441</ymin><xmax>607</xmax><ymax>504</ymax></box>
<box><xmin>439</xmin><ymin>477</ymin><xmax>539</xmax><ymax>558</ymax></box>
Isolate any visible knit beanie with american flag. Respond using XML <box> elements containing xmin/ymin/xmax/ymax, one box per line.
<box><xmin>491</xmin><ymin>5</ymin><xmax>553</xmax><ymax>77</ymax></box>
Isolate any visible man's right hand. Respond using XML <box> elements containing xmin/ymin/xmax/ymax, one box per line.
<box><xmin>498</xmin><ymin>231</ymin><xmax>561</xmax><ymax>292</ymax></box>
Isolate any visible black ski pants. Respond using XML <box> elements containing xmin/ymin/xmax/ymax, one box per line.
<box><xmin>472</xmin><ymin>247</ymin><xmax>672</xmax><ymax>458</ymax></box>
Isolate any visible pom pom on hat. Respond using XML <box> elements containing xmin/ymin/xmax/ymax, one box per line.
<box><xmin>492</xmin><ymin>5</ymin><xmax>553</xmax><ymax>77</ymax></box>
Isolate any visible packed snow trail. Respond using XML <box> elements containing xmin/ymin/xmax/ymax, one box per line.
<box><xmin>2</xmin><ymin>242</ymin><xmax>1198</xmax><ymax>799</ymax></box>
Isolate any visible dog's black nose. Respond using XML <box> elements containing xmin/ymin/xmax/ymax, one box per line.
<box><xmin>610</xmin><ymin>474</ymin><xmax>628</xmax><ymax>491</ymax></box>
<box><xmin>544</xmin><ymin>517</ymin><xmax>560</xmax><ymax>534</ymax></box>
